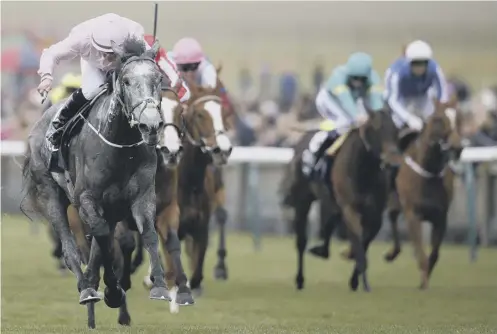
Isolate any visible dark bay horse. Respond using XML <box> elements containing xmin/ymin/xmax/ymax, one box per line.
<box><xmin>22</xmin><ymin>37</ymin><xmax>170</xmax><ymax>328</ymax></box>
<box><xmin>332</xmin><ymin>107</ymin><xmax>401</xmax><ymax>292</ymax></box>
<box><xmin>278</xmin><ymin>128</ymin><xmax>342</xmax><ymax>291</ymax></box>
<box><xmin>283</xmin><ymin>107</ymin><xmax>401</xmax><ymax>290</ymax></box>
<box><xmin>389</xmin><ymin>102</ymin><xmax>461</xmax><ymax>289</ymax></box>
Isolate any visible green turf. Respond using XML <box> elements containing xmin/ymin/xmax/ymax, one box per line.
<box><xmin>1</xmin><ymin>214</ymin><xmax>496</xmax><ymax>333</ymax></box>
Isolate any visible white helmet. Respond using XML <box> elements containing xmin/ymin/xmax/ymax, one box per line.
<box><xmin>405</xmin><ymin>40</ymin><xmax>433</xmax><ymax>61</ymax></box>
<box><xmin>91</xmin><ymin>20</ymin><xmax>127</xmax><ymax>53</ymax></box>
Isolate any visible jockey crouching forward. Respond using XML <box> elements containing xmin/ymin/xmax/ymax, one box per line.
<box><xmin>37</xmin><ymin>13</ymin><xmax>189</xmax><ymax>152</ymax></box>
<box><xmin>384</xmin><ymin>40</ymin><xmax>450</xmax><ymax>150</ymax></box>
<box><xmin>301</xmin><ymin>52</ymin><xmax>384</xmax><ymax>177</ymax></box>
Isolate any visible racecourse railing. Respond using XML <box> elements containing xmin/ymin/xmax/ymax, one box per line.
<box><xmin>2</xmin><ymin>141</ymin><xmax>496</xmax><ymax>261</ymax></box>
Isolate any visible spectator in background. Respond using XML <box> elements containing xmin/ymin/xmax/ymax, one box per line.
<box><xmin>278</xmin><ymin>70</ymin><xmax>298</xmax><ymax>114</ymax></box>
<box><xmin>312</xmin><ymin>61</ymin><xmax>325</xmax><ymax>94</ymax></box>
<box><xmin>259</xmin><ymin>64</ymin><xmax>273</xmax><ymax>101</ymax></box>
<box><xmin>238</xmin><ymin>66</ymin><xmax>253</xmax><ymax>96</ymax></box>
<box><xmin>256</xmin><ymin>100</ymin><xmax>282</xmax><ymax>146</ymax></box>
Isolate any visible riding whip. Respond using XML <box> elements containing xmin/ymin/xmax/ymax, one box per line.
<box><xmin>153</xmin><ymin>2</ymin><xmax>159</xmax><ymax>39</ymax></box>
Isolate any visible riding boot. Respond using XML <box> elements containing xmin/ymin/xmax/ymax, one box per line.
<box><xmin>46</xmin><ymin>88</ymin><xmax>89</xmax><ymax>151</ymax></box>
<box><xmin>302</xmin><ymin>130</ymin><xmax>339</xmax><ymax>177</ymax></box>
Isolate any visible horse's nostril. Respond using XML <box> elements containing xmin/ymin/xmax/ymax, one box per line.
<box><xmin>213</xmin><ymin>147</ymin><xmax>221</xmax><ymax>154</ymax></box>
<box><xmin>138</xmin><ymin>124</ymin><xmax>148</xmax><ymax>132</ymax></box>
<box><xmin>158</xmin><ymin>121</ymin><xmax>164</xmax><ymax>129</ymax></box>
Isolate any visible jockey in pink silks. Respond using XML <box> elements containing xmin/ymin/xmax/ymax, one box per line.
<box><xmin>37</xmin><ymin>13</ymin><xmax>190</xmax><ymax>151</ymax></box>
<box><xmin>168</xmin><ymin>38</ymin><xmax>233</xmax><ymax>112</ymax></box>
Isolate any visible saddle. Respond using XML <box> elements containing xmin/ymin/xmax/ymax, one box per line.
<box><xmin>314</xmin><ymin>131</ymin><xmax>350</xmax><ymax>187</ymax></box>
<box><xmin>46</xmin><ymin>86</ymin><xmax>108</xmax><ymax>173</ymax></box>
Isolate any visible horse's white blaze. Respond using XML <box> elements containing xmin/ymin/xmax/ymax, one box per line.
<box><xmin>444</xmin><ymin>107</ymin><xmax>457</xmax><ymax>130</ymax></box>
<box><xmin>204</xmin><ymin>100</ymin><xmax>232</xmax><ymax>151</ymax></box>
<box><xmin>169</xmin><ymin>286</ymin><xmax>179</xmax><ymax>314</ymax></box>
<box><xmin>161</xmin><ymin>97</ymin><xmax>181</xmax><ymax>152</ymax></box>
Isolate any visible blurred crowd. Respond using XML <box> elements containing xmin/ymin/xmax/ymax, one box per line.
<box><xmin>2</xmin><ymin>31</ymin><xmax>497</xmax><ymax>148</ymax></box>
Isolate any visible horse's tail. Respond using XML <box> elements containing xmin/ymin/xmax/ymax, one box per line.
<box><xmin>20</xmin><ymin>145</ymin><xmax>41</xmax><ymax>221</ymax></box>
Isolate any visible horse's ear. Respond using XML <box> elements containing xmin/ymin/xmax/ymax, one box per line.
<box><xmin>110</xmin><ymin>40</ymin><xmax>125</xmax><ymax>59</ymax></box>
<box><xmin>145</xmin><ymin>40</ymin><xmax>160</xmax><ymax>60</ymax></box>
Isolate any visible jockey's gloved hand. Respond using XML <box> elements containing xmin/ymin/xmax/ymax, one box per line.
<box><xmin>355</xmin><ymin>113</ymin><xmax>369</xmax><ymax>126</ymax></box>
<box><xmin>37</xmin><ymin>75</ymin><xmax>53</xmax><ymax>95</ymax></box>
<box><xmin>406</xmin><ymin>115</ymin><xmax>423</xmax><ymax>131</ymax></box>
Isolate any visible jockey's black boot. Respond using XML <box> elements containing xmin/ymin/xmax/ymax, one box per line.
<box><xmin>47</xmin><ymin>88</ymin><xmax>89</xmax><ymax>151</ymax></box>
<box><xmin>302</xmin><ymin>131</ymin><xmax>339</xmax><ymax>178</ymax></box>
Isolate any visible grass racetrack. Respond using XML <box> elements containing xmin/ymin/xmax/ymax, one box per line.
<box><xmin>2</xmin><ymin>215</ymin><xmax>497</xmax><ymax>333</ymax></box>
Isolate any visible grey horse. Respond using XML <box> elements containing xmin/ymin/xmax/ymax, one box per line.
<box><xmin>22</xmin><ymin>37</ymin><xmax>171</xmax><ymax>328</ymax></box>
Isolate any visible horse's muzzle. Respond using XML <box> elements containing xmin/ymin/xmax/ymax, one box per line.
<box><xmin>381</xmin><ymin>145</ymin><xmax>403</xmax><ymax>167</ymax></box>
<box><xmin>160</xmin><ymin>145</ymin><xmax>183</xmax><ymax>167</ymax></box>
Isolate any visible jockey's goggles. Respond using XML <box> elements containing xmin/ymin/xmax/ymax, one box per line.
<box><xmin>410</xmin><ymin>60</ymin><xmax>429</xmax><ymax>66</ymax></box>
<box><xmin>349</xmin><ymin>76</ymin><xmax>368</xmax><ymax>83</ymax></box>
<box><xmin>178</xmin><ymin>62</ymin><xmax>200</xmax><ymax>72</ymax></box>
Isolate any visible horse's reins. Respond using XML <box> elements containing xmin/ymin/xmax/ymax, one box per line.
<box><xmin>79</xmin><ymin>55</ymin><xmax>164</xmax><ymax>148</ymax></box>
<box><xmin>404</xmin><ymin>129</ymin><xmax>451</xmax><ymax>178</ymax></box>
<box><xmin>181</xmin><ymin>95</ymin><xmax>225</xmax><ymax>152</ymax></box>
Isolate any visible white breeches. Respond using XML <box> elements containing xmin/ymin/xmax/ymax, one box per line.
<box><xmin>392</xmin><ymin>95</ymin><xmax>435</xmax><ymax>128</ymax></box>
<box><xmin>315</xmin><ymin>88</ymin><xmax>365</xmax><ymax>135</ymax></box>
<box><xmin>81</xmin><ymin>58</ymin><xmax>106</xmax><ymax>100</ymax></box>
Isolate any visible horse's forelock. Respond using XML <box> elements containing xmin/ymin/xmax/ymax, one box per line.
<box><xmin>121</xmin><ymin>36</ymin><xmax>146</xmax><ymax>59</ymax></box>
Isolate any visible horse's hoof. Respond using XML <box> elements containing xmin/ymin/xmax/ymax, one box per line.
<box><xmin>104</xmin><ymin>287</ymin><xmax>126</xmax><ymax>309</ymax></box>
<box><xmin>340</xmin><ymin>248</ymin><xmax>355</xmax><ymax>261</ymax></box>
<box><xmin>384</xmin><ymin>249</ymin><xmax>400</xmax><ymax>262</ymax></box>
<box><xmin>214</xmin><ymin>265</ymin><xmax>228</xmax><ymax>280</ymax></box>
<box><xmin>191</xmin><ymin>286</ymin><xmax>203</xmax><ymax>298</ymax></box>
<box><xmin>150</xmin><ymin>286</ymin><xmax>170</xmax><ymax>301</ymax></box>
<box><xmin>308</xmin><ymin>245</ymin><xmax>330</xmax><ymax>259</ymax></box>
<box><xmin>349</xmin><ymin>276</ymin><xmax>359</xmax><ymax>291</ymax></box>
<box><xmin>79</xmin><ymin>288</ymin><xmax>101</xmax><ymax>305</ymax></box>
<box><xmin>118</xmin><ymin>313</ymin><xmax>131</xmax><ymax>326</ymax></box>
<box><xmin>177</xmin><ymin>291</ymin><xmax>195</xmax><ymax>306</ymax></box>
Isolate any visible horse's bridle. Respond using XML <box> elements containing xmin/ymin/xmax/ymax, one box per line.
<box><xmin>181</xmin><ymin>94</ymin><xmax>226</xmax><ymax>153</ymax></box>
<box><xmin>113</xmin><ymin>56</ymin><xmax>163</xmax><ymax>128</ymax></box>
<box><xmin>403</xmin><ymin>124</ymin><xmax>452</xmax><ymax>178</ymax></box>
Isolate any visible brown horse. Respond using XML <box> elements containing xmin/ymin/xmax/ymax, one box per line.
<box><xmin>389</xmin><ymin>102</ymin><xmax>461</xmax><ymax>289</ymax></box>
<box><xmin>384</xmin><ymin>95</ymin><xmax>464</xmax><ymax>263</ymax></box>
<box><xmin>173</xmin><ymin>79</ymin><xmax>233</xmax><ymax>297</ymax></box>
<box><xmin>65</xmin><ymin>87</ymin><xmax>187</xmax><ymax>325</ymax></box>
<box><xmin>332</xmin><ymin>107</ymin><xmax>401</xmax><ymax>292</ymax></box>
<box><xmin>209</xmin><ymin>64</ymin><xmax>235</xmax><ymax>281</ymax></box>
<box><xmin>283</xmin><ymin>106</ymin><xmax>401</xmax><ymax>291</ymax></box>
